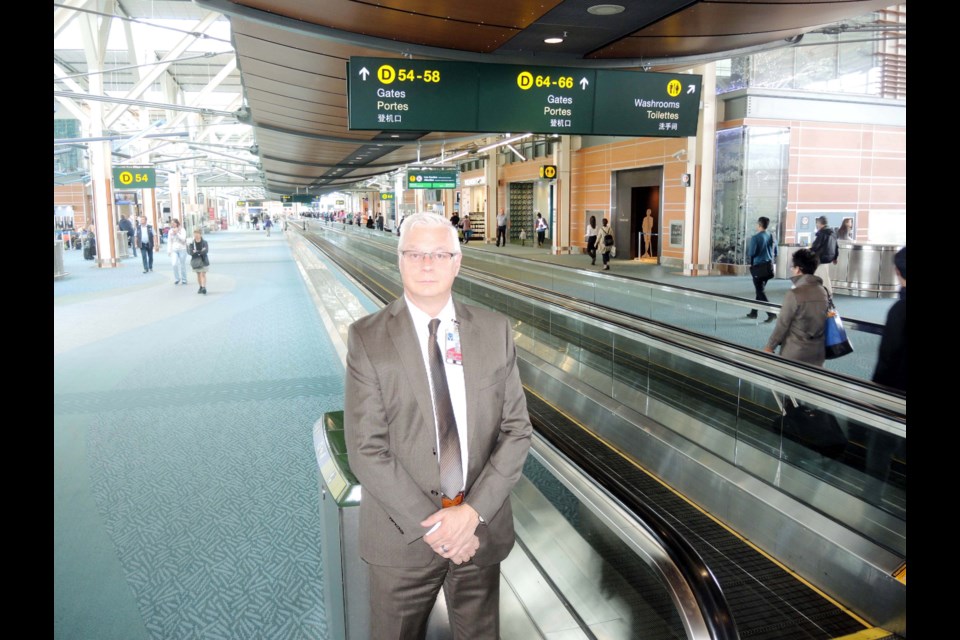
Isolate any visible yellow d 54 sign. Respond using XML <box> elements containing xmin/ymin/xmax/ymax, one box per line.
<box><xmin>540</xmin><ymin>165</ymin><xmax>557</xmax><ymax>180</ymax></box>
<box><xmin>112</xmin><ymin>167</ymin><xmax>156</xmax><ymax>189</ymax></box>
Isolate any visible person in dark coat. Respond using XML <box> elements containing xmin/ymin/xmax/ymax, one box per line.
<box><xmin>872</xmin><ymin>247</ymin><xmax>906</xmax><ymax>392</ymax></box>
<box><xmin>810</xmin><ymin>216</ymin><xmax>839</xmax><ymax>296</ymax></box>
<box><xmin>746</xmin><ymin>216</ymin><xmax>777</xmax><ymax>322</ymax></box>
<box><xmin>763</xmin><ymin>248</ymin><xmax>829</xmax><ymax>366</ymax></box>
<box><xmin>118</xmin><ymin>214</ymin><xmax>136</xmax><ymax>256</ymax></box>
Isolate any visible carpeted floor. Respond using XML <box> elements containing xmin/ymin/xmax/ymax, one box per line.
<box><xmin>54</xmin><ymin>230</ymin><xmax>342</xmax><ymax>639</ymax></box>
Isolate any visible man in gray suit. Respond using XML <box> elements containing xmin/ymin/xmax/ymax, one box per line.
<box><xmin>345</xmin><ymin>212</ymin><xmax>532</xmax><ymax>639</ymax></box>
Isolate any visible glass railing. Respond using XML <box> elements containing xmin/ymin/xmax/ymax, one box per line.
<box><xmin>336</xmin><ymin>223</ymin><xmax>889</xmax><ymax>384</ymax></box>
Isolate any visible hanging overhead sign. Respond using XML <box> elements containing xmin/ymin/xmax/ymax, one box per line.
<box><xmin>348</xmin><ymin>57</ymin><xmax>702</xmax><ymax>138</ymax></box>
<box><xmin>406</xmin><ymin>167</ymin><xmax>459</xmax><ymax>189</ymax></box>
<box><xmin>112</xmin><ymin>167</ymin><xmax>156</xmax><ymax>189</ymax></box>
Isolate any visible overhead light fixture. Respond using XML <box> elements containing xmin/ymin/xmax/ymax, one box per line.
<box><xmin>477</xmin><ymin>133</ymin><xmax>533</xmax><ymax>153</ymax></box>
<box><xmin>587</xmin><ymin>4</ymin><xmax>625</xmax><ymax>15</ymax></box>
<box><xmin>544</xmin><ymin>36</ymin><xmax>564</xmax><ymax>44</ymax></box>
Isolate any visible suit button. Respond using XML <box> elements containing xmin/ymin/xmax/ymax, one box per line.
<box><xmin>430</xmin><ymin>490</ymin><xmax>438</xmax><ymax>496</ymax></box>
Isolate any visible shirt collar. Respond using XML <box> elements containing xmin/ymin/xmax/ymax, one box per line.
<box><xmin>405</xmin><ymin>294</ymin><xmax>456</xmax><ymax>327</ymax></box>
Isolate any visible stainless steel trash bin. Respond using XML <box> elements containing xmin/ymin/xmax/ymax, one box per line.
<box><xmin>832</xmin><ymin>243</ymin><xmax>902</xmax><ymax>298</ymax></box>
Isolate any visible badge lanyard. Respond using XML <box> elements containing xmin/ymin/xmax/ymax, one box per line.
<box><xmin>445</xmin><ymin>320</ymin><xmax>463</xmax><ymax>366</ymax></box>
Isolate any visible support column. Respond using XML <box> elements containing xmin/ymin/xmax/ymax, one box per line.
<box><xmin>555</xmin><ymin>135</ymin><xmax>573</xmax><ymax>254</ymax></box>
<box><xmin>80</xmin><ymin>10</ymin><xmax>119</xmax><ymax>268</ymax></box>
<box><xmin>168</xmin><ymin>169</ymin><xmax>182</xmax><ymax>230</ymax></box>
<box><xmin>484</xmin><ymin>151</ymin><xmax>498</xmax><ymax>243</ymax></box>
<box><xmin>686</xmin><ymin>62</ymin><xmax>717</xmax><ymax>273</ymax></box>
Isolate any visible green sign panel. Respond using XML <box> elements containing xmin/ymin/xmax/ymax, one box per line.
<box><xmin>348</xmin><ymin>57</ymin><xmax>701</xmax><ymax>138</ymax></box>
<box><xmin>290</xmin><ymin>194</ymin><xmax>318</xmax><ymax>204</ymax></box>
<box><xmin>406</xmin><ymin>168</ymin><xmax>459</xmax><ymax>189</ymax></box>
<box><xmin>112</xmin><ymin>167</ymin><xmax>156</xmax><ymax>189</ymax></box>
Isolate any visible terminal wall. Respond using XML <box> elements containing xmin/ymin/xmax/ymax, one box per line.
<box><xmin>724</xmin><ymin>117</ymin><xmax>906</xmax><ymax>245</ymax></box>
<box><xmin>569</xmin><ymin>138</ymin><xmax>687</xmax><ymax>259</ymax></box>
<box><xmin>54</xmin><ymin>184</ymin><xmax>91</xmax><ymax>228</ymax></box>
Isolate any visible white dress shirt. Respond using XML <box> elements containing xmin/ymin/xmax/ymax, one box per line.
<box><xmin>405</xmin><ymin>295</ymin><xmax>468</xmax><ymax>491</ymax></box>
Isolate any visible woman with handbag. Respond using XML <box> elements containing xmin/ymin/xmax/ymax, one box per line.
<box><xmin>188</xmin><ymin>227</ymin><xmax>210</xmax><ymax>295</ymax></box>
<box><xmin>596</xmin><ymin>217</ymin><xmax>614</xmax><ymax>271</ymax></box>
<box><xmin>763</xmin><ymin>248</ymin><xmax>829</xmax><ymax>366</ymax></box>
<box><xmin>746</xmin><ymin>217</ymin><xmax>777</xmax><ymax>322</ymax></box>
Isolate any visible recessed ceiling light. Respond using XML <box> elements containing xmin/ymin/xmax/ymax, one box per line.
<box><xmin>544</xmin><ymin>36</ymin><xmax>564</xmax><ymax>44</ymax></box>
<box><xmin>587</xmin><ymin>4</ymin><xmax>625</xmax><ymax>15</ymax></box>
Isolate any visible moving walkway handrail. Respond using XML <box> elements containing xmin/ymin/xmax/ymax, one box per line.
<box><xmin>321</xmin><ymin>221</ymin><xmax>886</xmax><ymax>334</ymax></box>
<box><xmin>532</xmin><ymin>425</ymin><xmax>740</xmax><ymax>640</ymax></box>
<box><xmin>304</xmin><ymin>223</ymin><xmax>905</xmax><ymax>433</ymax></box>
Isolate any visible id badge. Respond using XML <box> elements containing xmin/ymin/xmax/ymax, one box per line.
<box><xmin>445</xmin><ymin>321</ymin><xmax>463</xmax><ymax>366</ymax></box>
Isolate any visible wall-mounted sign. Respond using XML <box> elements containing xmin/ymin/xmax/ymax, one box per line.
<box><xmin>681</xmin><ymin>173</ymin><xmax>692</xmax><ymax>187</ymax></box>
<box><xmin>237</xmin><ymin>201</ymin><xmax>247</xmax><ymax>207</ymax></box>
<box><xmin>406</xmin><ymin>167</ymin><xmax>459</xmax><ymax>189</ymax></box>
<box><xmin>540</xmin><ymin>165</ymin><xmax>557</xmax><ymax>180</ymax></box>
<box><xmin>348</xmin><ymin>57</ymin><xmax>702</xmax><ymax>138</ymax></box>
<box><xmin>670</xmin><ymin>221</ymin><xmax>684</xmax><ymax>247</ymax></box>
<box><xmin>380</xmin><ymin>192</ymin><xmax>395</xmax><ymax>200</ymax></box>
<box><xmin>463</xmin><ymin>176</ymin><xmax>485</xmax><ymax>186</ymax></box>
<box><xmin>112</xmin><ymin>167</ymin><xmax>156</xmax><ymax>189</ymax></box>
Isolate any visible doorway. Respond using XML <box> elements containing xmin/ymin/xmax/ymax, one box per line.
<box><xmin>631</xmin><ymin>187</ymin><xmax>660</xmax><ymax>260</ymax></box>
<box><xmin>613</xmin><ymin>167</ymin><xmax>662</xmax><ymax>261</ymax></box>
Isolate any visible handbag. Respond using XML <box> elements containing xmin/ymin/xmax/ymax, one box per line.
<box><xmin>610</xmin><ymin>245</ymin><xmax>617</xmax><ymax>258</ymax></box>
<box><xmin>603</xmin><ymin>233</ymin><xmax>614</xmax><ymax>247</ymax></box>
<box><xmin>824</xmin><ymin>300</ymin><xmax>853</xmax><ymax>359</ymax></box>
<box><xmin>749</xmin><ymin>261</ymin><xmax>774</xmax><ymax>279</ymax></box>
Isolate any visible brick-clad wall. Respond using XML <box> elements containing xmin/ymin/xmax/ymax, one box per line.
<box><xmin>570</xmin><ymin>138</ymin><xmax>687</xmax><ymax>259</ymax></box>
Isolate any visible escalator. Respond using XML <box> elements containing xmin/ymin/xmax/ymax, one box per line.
<box><xmin>297</xmin><ymin>221</ymin><xmax>905</xmax><ymax>638</ymax></box>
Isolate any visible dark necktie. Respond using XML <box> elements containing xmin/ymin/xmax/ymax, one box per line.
<box><xmin>428</xmin><ymin>319</ymin><xmax>463</xmax><ymax>500</ymax></box>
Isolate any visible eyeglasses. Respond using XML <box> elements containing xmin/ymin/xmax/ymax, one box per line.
<box><xmin>401</xmin><ymin>250</ymin><xmax>458</xmax><ymax>263</ymax></box>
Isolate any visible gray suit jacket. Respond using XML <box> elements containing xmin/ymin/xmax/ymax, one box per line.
<box><xmin>344</xmin><ymin>297</ymin><xmax>532</xmax><ymax>568</ymax></box>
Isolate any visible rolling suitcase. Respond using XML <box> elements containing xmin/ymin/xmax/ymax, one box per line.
<box><xmin>781</xmin><ymin>397</ymin><xmax>847</xmax><ymax>458</ymax></box>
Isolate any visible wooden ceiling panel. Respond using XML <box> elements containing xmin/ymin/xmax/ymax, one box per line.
<box><xmin>231</xmin><ymin>18</ymin><xmax>389</xmax><ymax>59</ymax></box>
<box><xmin>227</xmin><ymin>0</ymin><xmax>558</xmax><ymax>52</ymax></box>
<box><xmin>242</xmin><ymin>76</ymin><xmax>347</xmax><ymax>108</ymax></box>
<box><xmin>238</xmin><ymin>59</ymin><xmax>346</xmax><ymax>96</ymax></box>
<box><xmin>234</xmin><ymin>35</ymin><xmax>351</xmax><ymax>79</ymax></box>
<box><xmin>592</xmin><ymin>0</ymin><xmax>897</xmax><ymax>57</ymax></box>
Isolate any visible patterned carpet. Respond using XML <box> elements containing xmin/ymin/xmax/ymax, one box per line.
<box><xmin>54</xmin><ymin>231</ymin><xmax>343</xmax><ymax>639</ymax></box>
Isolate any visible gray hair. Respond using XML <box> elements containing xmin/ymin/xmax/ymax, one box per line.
<box><xmin>397</xmin><ymin>212</ymin><xmax>460</xmax><ymax>255</ymax></box>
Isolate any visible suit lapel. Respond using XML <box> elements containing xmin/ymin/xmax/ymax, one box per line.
<box><xmin>387</xmin><ymin>299</ymin><xmax>435</xmax><ymax>435</ymax></box>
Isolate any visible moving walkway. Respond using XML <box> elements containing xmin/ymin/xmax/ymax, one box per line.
<box><xmin>300</xmin><ymin>221</ymin><xmax>905</xmax><ymax>639</ymax></box>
